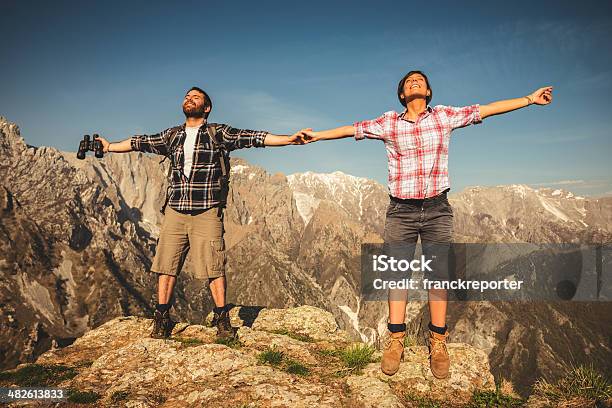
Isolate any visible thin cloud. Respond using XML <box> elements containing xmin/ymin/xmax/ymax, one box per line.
<box><xmin>529</xmin><ymin>179</ymin><xmax>612</xmax><ymax>192</ymax></box>
<box><xmin>216</xmin><ymin>90</ymin><xmax>338</xmax><ymax>134</ymax></box>
<box><xmin>530</xmin><ymin>180</ymin><xmax>586</xmax><ymax>186</ymax></box>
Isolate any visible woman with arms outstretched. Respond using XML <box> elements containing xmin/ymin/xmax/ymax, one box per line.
<box><xmin>302</xmin><ymin>71</ymin><xmax>552</xmax><ymax>378</ymax></box>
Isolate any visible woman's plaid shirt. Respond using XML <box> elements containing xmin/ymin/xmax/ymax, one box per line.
<box><xmin>130</xmin><ymin>123</ymin><xmax>267</xmax><ymax>211</ymax></box>
<box><xmin>354</xmin><ymin>105</ymin><xmax>481</xmax><ymax>199</ymax></box>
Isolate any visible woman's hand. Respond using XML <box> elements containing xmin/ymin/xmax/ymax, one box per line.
<box><xmin>527</xmin><ymin>86</ymin><xmax>553</xmax><ymax>105</ymax></box>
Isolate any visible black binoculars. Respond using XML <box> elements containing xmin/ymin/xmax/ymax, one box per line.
<box><xmin>77</xmin><ymin>134</ymin><xmax>104</xmax><ymax>160</ymax></box>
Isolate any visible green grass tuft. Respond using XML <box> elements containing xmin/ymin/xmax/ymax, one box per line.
<box><xmin>271</xmin><ymin>329</ymin><xmax>315</xmax><ymax>343</ymax></box>
<box><xmin>340</xmin><ymin>344</ymin><xmax>375</xmax><ymax>372</ymax></box>
<box><xmin>469</xmin><ymin>389</ymin><xmax>524</xmax><ymax>407</ymax></box>
<box><xmin>284</xmin><ymin>359</ymin><xmax>310</xmax><ymax>376</ymax></box>
<box><xmin>532</xmin><ymin>363</ymin><xmax>611</xmax><ymax>405</ymax></box>
<box><xmin>0</xmin><ymin>364</ymin><xmax>78</xmax><ymax>386</ymax></box>
<box><xmin>257</xmin><ymin>348</ymin><xmax>284</xmax><ymax>366</ymax></box>
<box><xmin>215</xmin><ymin>336</ymin><xmax>241</xmax><ymax>348</ymax></box>
<box><xmin>257</xmin><ymin>347</ymin><xmax>310</xmax><ymax>376</ymax></box>
<box><xmin>172</xmin><ymin>336</ymin><xmax>205</xmax><ymax>346</ymax></box>
<box><xmin>403</xmin><ymin>392</ymin><xmax>442</xmax><ymax>408</ymax></box>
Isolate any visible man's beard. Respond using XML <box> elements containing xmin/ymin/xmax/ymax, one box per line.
<box><xmin>183</xmin><ymin>103</ymin><xmax>205</xmax><ymax>118</ymax></box>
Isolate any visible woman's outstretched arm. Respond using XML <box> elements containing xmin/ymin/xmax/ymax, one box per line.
<box><xmin>301</xmin><ymin>125</ymin><xmax>355</xmax><ymax>143</ymax></box>
<box><xmin>479</xmin><ymin>86</ymin><xmax>553</xmax><ymax>119</ymax></box>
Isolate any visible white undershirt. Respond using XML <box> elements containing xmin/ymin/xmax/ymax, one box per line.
<box><xmin>183</xmin><ymin>125</ymin><xmax>201</xmax><ymax>178</ymax></box>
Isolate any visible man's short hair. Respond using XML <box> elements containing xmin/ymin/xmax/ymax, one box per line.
<box><xmin>397</xmin><ymin>70</ymin><xmax>433</xmax><ymax>107</ymax></box>
<box><xmin>187</xmin><ymin>86</ymin><xmax>212</xmax><ymax>110</ymax></box>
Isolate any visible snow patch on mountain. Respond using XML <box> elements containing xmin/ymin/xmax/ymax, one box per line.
<box><xmin>231</xmin><ymin>164</ymin><xmax>257</xmax><ymax>180</ymax></box>
<box><xmin>231</xmin><ymin>164</ymin><xmax>248</xmax><ymax>174</ymax></box>
<box><xmin>287</xmin><ymin>171</ymin><xmax>386</xmax><ymax>224</ymax></box>
<box><xmin>539</xmin><ymin>196</ymin><xmax>570</xmax><ymax>222</ymax></box>
<box><xmin>498</xmin><ymin>184</ymin><xmax>534</xmax><ymax>199</ymax></box>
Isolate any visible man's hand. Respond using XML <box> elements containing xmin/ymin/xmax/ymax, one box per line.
<box><xmin>286</xmin><ymin>128</ymin><xmax>312</xmax><ymax>145</ymax></box>
<box><xmin>301</xmin><ymin>129</ymin><xmax>321</xmax><ymax>144</ymax></box>
<box><xmin>263</xmin><ymin>128</ymin><xmax>314</xmax><ymax>146</ymax></box>
<box><xmin>95</xmin><ymin>135</ymin><xmax>111</xmax><ymax>153</ymax></box>
<box><xmin>528</xmin><ymin>86</ymin><xmax>553</xmax><ymax>105</ymax></box>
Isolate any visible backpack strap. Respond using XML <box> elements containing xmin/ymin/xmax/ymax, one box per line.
<box><xmin>207</xmin><ymin>124</ymin><xmax>230</xmax><ymax>217</ymax></box>
<box><xmin>159</xmin><ymin>125</ymin><xmax>182</xmax><ymax>215</ymax></box>
<box><xmin>159</xmin><ymin>156</ymin><xmax>172</xmax><ymax>215</ymax></box>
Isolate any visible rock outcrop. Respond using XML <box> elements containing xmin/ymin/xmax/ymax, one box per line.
<box><xmin>3</xmin><ymin>306</ymin><xmax>495</xmax><ymax>408</ymax></box>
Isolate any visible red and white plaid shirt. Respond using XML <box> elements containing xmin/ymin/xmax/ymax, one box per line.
<box><xmin>354</xmin><ymin>105</ymin><xmax>481</xmax><ymax>199</ymax></box>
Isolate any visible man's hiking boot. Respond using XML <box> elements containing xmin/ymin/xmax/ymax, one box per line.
<box><xmin>150</xmin><ymin>309</ymin><xmax>173</xmax><ymax>339</ymax></box>
<box><xmin>212</xmin><ymin>309</ymin><xmax>235</xmax><ymax>340</ymax></box>
<box><xmin>428</xmin><ymin>329</ymin><xmax>450</xmax><ymax>379</ymax></box>
<box><xmin>381</xmin><ymin>330</ymin><xmax>405</xmax><ymax>376</ymax></box>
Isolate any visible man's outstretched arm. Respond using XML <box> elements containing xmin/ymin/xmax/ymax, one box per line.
<box><xmin>95</xmin><ymin>131</ymin><xmax>170</xmax><ymax>155</ymax></box>
<box><xmin>479</xmin><ymin>86</ymin><xmax>553</xmax><ymax>119</ymax></box>
<box><xmin>221</xmin><ymin>125</ymin><xmax>309</xmax><ymax>150</ymax></box>
<box><xmin>263</xmin><ymin>128</ymin><xmax>312</xmax><ymax>146</ymax></box>
<box><xmin>95</xmin><ymin>136</ymin><xmax>133</xmax><ymax>153</ymax></box>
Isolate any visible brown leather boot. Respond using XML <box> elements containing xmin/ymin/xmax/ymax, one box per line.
<box><xmin>428</xmin><ymin>329</ymin><xmax>450</xmax><ymax>379</ymax></box>
<box><xmin>381</xmin><ymin>331</ymin><xmax>405</xmax><ymax>376</ymax></box>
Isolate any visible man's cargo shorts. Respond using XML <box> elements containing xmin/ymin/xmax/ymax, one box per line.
<box><xmin>151</xmin><ymin>206</ymin><xmax>226</xmax><ymax>279</ymax></box>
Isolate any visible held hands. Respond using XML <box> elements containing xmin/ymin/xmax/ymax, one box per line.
<box><xmin>286</xmin><ymin>128</ymin><xmax>313</xmax><ymax>145</ymax></box>
<box><xmin>286</xmin><ymin>128</ymin><xmax>321</xmax><ymax>145</ymax></box>
<box><xmin>527</xmin><ymin>86</ymin><xmax>553</xmax><ymax>105</ymax></box>
<box><xmin>300</xmin><ymin>129</ymin><xmax>320</xmax><ymax>144</ymax></box>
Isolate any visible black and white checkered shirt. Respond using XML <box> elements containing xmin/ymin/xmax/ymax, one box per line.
<box><xmin>130</xmin><ymin>123</ymin><xmax>267</xmax><ymax>211</ymax></box>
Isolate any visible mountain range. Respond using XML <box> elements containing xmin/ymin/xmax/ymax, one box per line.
<box><xmin>1</xmin><ymin>116</ymin><xmax>610</xmax><ymax>396</ymax></box>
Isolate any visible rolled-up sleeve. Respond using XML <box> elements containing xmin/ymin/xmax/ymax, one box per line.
<box><xmin>219</xmin><ymin>125</ymin><xmax>267</xmax><ymax>151</ymax></box>
<box><xmin>440</xmin><ymin>105</ymin><xmax>482</xmax><ymax>130</ymax></box>
<box><xmin>354</xmin><ymin>113</ymin><xmax>388</xmax><ymax>141</ymax></box>
<box><xmin>130</xmin><ymin>129</ymin><xmax>171</xmax><ymax>156</ymax></box>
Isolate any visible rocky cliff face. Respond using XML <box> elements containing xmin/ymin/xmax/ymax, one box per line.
<box><xmin>451</xmin><ymin>184</ymin><xmax>612</xmax><ymax>243</ymax></box>
<box><xmin>287</xmin><ymin>171</ymin><xmax>612</xmax><ymax>395</ymax></box>
<box><xmin>287</xmin><ymin>171</ymin><xmax>388</xmax><ymax>235</ymax></box>
<box><xmin>3</xmin><ymin>305</ymin><xmax>496</xmax><ymax>408</ymax></box>
<box><xmin>0</xmin><ymin>117</ymin><xmax>162</xmax><ymax>371</ymax></box>
<box><xmin>1</xmin><ymin>116</ymin><xmax>611</xmax><ymax>398</ymax></box>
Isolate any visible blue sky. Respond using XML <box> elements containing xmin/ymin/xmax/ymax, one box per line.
<box><xmin>1</xmin><ymin>0</ymin><xmax>611</xmax><ymax>196</ymax></box>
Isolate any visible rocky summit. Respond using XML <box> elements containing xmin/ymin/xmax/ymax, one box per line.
<box><xmin>3</xmin><ymin>306</ymin><xmax>495</xmax><ymax>407</ymax></box>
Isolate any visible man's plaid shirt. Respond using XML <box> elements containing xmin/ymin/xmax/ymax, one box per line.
<box><xmin>354</xmin><ymin>105</ymin><xmax>481</xmax><ymax>199</ymax></box>
<box><xmin>131</xmin><ymin>123</ymin><xmax>267</xmax><ymax>211</ymax></box>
